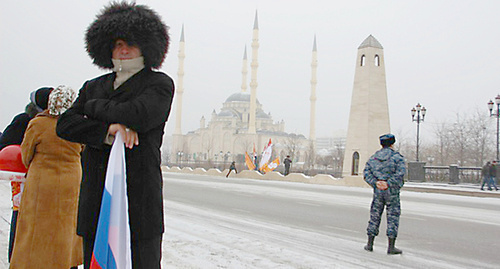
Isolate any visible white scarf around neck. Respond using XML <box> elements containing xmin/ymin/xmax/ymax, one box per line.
<box><xmin>112</xmin><ymin>56</ymin><xmax>145</xmax><ymax>89</ymax></box>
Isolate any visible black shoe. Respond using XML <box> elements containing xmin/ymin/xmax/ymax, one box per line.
<box><xmin>387</xmin><ymin>237</ymin><xmax>402</xmax><ymax>255</ymax></box>
<box><xmin>364</xmin><ymin>236</ymin><xmax>374</xmax><ymax>252</ymax></box>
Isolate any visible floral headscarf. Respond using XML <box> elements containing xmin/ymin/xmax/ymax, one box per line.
<box><xmin>48</xmin><ymin>85</ymin><xmax>76</xmax><ymax>116</ymax></box>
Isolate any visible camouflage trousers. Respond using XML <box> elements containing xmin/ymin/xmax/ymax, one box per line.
<box><xmin>366</xmin><ymin>190</ymin><xmax>401</xmax><ymax>238</ymax></box>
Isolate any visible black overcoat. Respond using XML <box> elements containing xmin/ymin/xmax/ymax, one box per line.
<box><xmin>0</xmin><ymin>112</ymin><xmax>31</xmax><ymax>150</ymax></box>
<box><xmin>56</xmin><ymin>68</ymin><xmax>174</xmax><ymax>240</ymax></box>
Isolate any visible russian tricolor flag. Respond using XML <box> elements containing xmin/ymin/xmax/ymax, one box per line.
<box><xmin>90</xmin><ymin>132</ymin><xmax>132</xmax><ymax>269</ymax></box>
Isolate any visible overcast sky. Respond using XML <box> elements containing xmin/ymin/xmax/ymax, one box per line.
<box><xmin>1</xmin><ymin>0</ymin><xmax>499</xmax><ymax>143</ymax></box>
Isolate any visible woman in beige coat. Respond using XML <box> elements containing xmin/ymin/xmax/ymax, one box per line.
<box><xmin>10</xmin><ymin>86</ymin><xmax>83</xmax><ymax>269</ymax></box>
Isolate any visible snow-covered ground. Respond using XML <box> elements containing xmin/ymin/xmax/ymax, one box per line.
<box><xmin>160</xmin><ymin>175</ymin><xmax>500</xmax><ymax>269</ymax></box>
<box><xmin>0</xmin><ymin>175</ymin><xmax>498</xmax><ymax>268</ymax></box>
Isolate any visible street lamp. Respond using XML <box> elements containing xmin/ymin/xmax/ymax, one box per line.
<box><xmin>219</xmin><ymin>151</ymin><xmax>223</xmax><ymax>170</ymax></box>
<box><xmin>411</xmin><ymin>103</ymin><xmax>426</xmax><ymax>162</ymax></box>
<box><xmin>178</xmin><ymin>151</ymin><xmax>184</xmax><ymax>168</ymax></box>
<box><xmin>224</xmin><ymin>151</ymin><xmax>231</xmax><ymax>169</ymax></box>
<box><xmin>488</xmin><ymin>95</ymin><xmax>500</xmax><ymax>160</ymax></box>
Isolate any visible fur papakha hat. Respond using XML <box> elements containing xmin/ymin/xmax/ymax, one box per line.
<box><xmin>85</xmin><ymin>1</ymin><xmax>169</xmax><ymax>69</ymax></box>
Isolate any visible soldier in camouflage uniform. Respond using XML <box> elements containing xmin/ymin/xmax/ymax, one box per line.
<box><xmin>363</xmin><ymin>133</ymin><xmax>405</xmax><ymax>255</ymax></box>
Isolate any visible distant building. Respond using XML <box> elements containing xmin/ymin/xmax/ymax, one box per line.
<box><xmin>315</xmin><ymin>134</ymin><xmax>345</xmax><ymax>153</ymax></box>
<box><xmin>177</xmin><ymin>92</ymin><xmax>309</xmax><ymax>165</ymax></box>
<box><xmin>170</xmin><ymin>12</ymin><xmax>310</xmax><ymax>168</ymax></box>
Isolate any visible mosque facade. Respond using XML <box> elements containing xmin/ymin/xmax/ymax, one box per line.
<box><xmin>177</xmin><ymin>92</ymin><xmax>309</xmax><ymax>165</ymax></box>
<box><xmin>170</xmin><ymin>12</ymin><xmax>310</xmax><ymax>168</ymax></box>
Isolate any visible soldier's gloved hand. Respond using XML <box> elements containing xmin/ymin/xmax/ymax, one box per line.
<box><xmin>376</xmin><ymin>181</ymin><xmax>388</xmax><ymax>190</ymax></box>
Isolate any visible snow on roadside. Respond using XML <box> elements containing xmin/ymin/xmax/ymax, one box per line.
<box><xmin>161</xmin><ymin>199</ymin><xmax>466</xmax><ymax>269</ymax></box>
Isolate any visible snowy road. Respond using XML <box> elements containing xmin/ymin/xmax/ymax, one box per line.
<box><xmin>0</xmin><ymin>173</ymin><xmax>498</xmax><ymax>268</ymax></box>
<box><xmin>162</xmin><ymin>173</ymin><xmax>500</xmax><ymax>268</ymax></box>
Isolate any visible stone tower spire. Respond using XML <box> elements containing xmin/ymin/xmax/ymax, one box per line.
<box><xmin>309</xmin><ymin>35</ymin><xmax>318</xmax><ymax>142</ymax></box>
<box><xmin>248</xmin><ymin>10</ymin><xmax>259</xmax><ymax>134</ymax></box>
<box><xmin>342</xmin><ymin>35</ymin><xmax>390</xmax><ymax>179</ymax></box>
<box><xmin>174</xmin><ymin>25</ymin><xmax>186</xmax><ymax>136</ymax></box>
<box><xmin>241</xmin><ymin>45</ymin><xmax>248</xmax><ymax>93</ymax></box>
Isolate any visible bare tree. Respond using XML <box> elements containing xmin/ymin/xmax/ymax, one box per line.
<box><xmin>202</xmin><ymin>135</ymin><xmax>214</xmax><ymax>162</ymax></box>
<box><xmin>468</xmin><ymin>109</ymin><xmax>493</xmax><ymax>166</ymax></box>
<box><xmin>161</xmin><ymin>142</ymin><xmax>171</xmax><ymax>166</ymax></box>
<box><xmin>450</xmin><ymin>113</ymin><xmax>471</xmax><ymax>166</ymax></box>
<box><xmin>424</xmin><ymin>109</ymin><xmax>494</xmax><ymax>167</ymax></box>
<box><xmin>305</xmin><ymin>140</ymin><xmax>315</xmax><ymax>169</ymax></box>
<box><xmin>432</xmin><ymin>121</ymin><xmax>453</xmax><ymax>165</ymax></box>
<box><xmin>283</xmin><ymin>134</ymin><xmax>302</xmax><ymax>161</ymax></box>
<box><xmin>238</xmin><ymin>137</ymin><xmax>254</xmax><ymax>154</ymax></box>
<box><xmin>316</xmin><ymin>153</ymin><xmax>333</xmax><ymax>172</ymax></box>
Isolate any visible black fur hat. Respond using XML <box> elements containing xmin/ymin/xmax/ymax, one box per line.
<box><xmin>85</xmin><ymin>1</ymin><xmax>169</xmax><ymax>69</ymax></box>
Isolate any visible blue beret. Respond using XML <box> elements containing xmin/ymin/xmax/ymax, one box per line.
<box><xmin>379</xmin><ymin>133</ymin><xmax>396</xmax><ymax>145</ymax></box>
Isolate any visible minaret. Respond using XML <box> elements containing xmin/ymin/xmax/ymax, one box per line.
<box><xmin>309</xmin><ymin>35</ymin><xmax>318</xmax><ymax>142</ymax></box>
<box><xmin>342</xmin><ymin>35</ymin><xmax>391</xmax><ymax>178</ymax></box>
<box><xmin>174</xmin><ymin>25</ymin><xmax>185</xmax><ymax>136</ymax></box>
<box><xmin>248</xmin><ymin>11</ymin><xmax>259</xmax><ymax>134</ymax></box>
<box><xmin>241</xmin><ymin>46</ymin><xmax>248</xmax><ymax>93</ymax></box>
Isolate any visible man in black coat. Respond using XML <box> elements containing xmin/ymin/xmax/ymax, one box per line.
<box><xmin>284</xmin><ymin>155</ymin><xmax>292</xmax><ymax>176</ymax></box>
<box><xmin>56</xmin><ymin>3</ymin><xmax>174</xmax><ymax>268</ymax></box>
<box><xmin>489</xmin><ymin>161</ymin><xmax>499</xmax><ymax>191</ymax></box>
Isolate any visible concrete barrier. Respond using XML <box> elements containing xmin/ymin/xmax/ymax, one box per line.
<box><xmin>162</xmin><ymin>166</ymin><xmax>369</xmax><ymax>188</ymax></box>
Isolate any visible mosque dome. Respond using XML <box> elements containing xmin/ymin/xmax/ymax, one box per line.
<box><xmin>225</xmin><ymin>92</ymin><xmax>260</xmax><ymax>104</ymax></box>
<box><xmin>217</xmin><ymin>110</ymin><xmax>237</xmax><ymax>117</ymax></box>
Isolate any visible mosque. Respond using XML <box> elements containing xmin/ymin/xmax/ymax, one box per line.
<box><xmin>169</xmin><ymin>12</ymin><xmax>391</xmax><ymax>178</ymax></box>
<box><xmin>170</xmin><ymin>12</ymin><xmax>311</xmax><ymax>167</ymax></box>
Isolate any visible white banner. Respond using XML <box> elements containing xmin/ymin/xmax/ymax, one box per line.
<box><xmin>0</xmin><ymin>170</ymin><xmax>26</xmax><ymax>182</ymax></box>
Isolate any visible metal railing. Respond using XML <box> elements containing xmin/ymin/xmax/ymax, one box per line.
<box><xmin>408</xmin><ymin>162</ymin><xmax>482</xmax><ymax>184</ymax></box>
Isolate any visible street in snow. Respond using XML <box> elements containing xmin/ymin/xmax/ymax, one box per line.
<box><xmin>0</xmin><ymin>173</ymin><xmax>498</xmax><ymax>268</ymax></box>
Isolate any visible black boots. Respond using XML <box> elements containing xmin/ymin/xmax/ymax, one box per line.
<box><xmin>365</xmin><ymin>236</ymin><xmax>403</xmax><ymax>254</ymax></box>
<box><xmin>364</xmin><ymin>235</ymin><xmax>375</xmax><ymax>251</ymax></box>
<box><xmin>387</xmin><ymin>237</ymin><xmax>403</xmax><ymax>255</ymax></box>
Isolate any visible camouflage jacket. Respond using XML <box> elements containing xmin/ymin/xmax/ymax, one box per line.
<box><xmin>364</xmin><ymin>147</ymin><xmax>406</xmax><ymax>194</ymax></box>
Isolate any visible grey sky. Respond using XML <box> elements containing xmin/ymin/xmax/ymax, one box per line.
<box><xmin>1</xmin><ymin>0</ymin><xmax>499</xmax><ymax>143</ymax></box>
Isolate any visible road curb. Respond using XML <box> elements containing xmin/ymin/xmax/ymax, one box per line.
<box><xmin>403</xmin><ymin>186</ymin><xmax>500</xmax><ymax>198</ymax></box>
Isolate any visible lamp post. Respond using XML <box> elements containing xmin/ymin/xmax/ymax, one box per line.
<box><xmin>178</xmin><ymin>151</ymin><xmax>184</xmax><ymax>168</ymax></box>
<box><xmin>411</xmin><ymin>103</ymin><xmax>426</xmax><ymax>162</ymax></box>
<box><xmin>488</xmin><ymin>95</ymin><xmax>500</xmax><ymax>161</ymax></box>
<box><xmin>224</xmin><ymin>151</ymin><xmax>231</xmax><ymax>169</ymax></box>
<box><xmin>219</xmin><ymin>151</ymin><xmax>223</xmax><ymax>170</ymax></box>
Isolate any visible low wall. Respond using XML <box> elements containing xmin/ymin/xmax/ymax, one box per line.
<box><xmin>161</xmin><ymin>166</ymin><xmax>368</xmax><ymax>188</ymax></box>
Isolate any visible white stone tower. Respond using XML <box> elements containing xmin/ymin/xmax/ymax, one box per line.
<box><xmin>173</xmin><ymin>26</ymin><xmax>186</xmax><ymax>154</ymax></box>
<box><xmin>309</xmin><ymin>35</ymin><xmax>318</xmax><ymax>142</ymax></box>
<box><xmin>248</xmin><ymin>11</ymin><xmax>259</xmax><ymax>134</ymax></box>
<box><xmin>174</xmin><ymin>25</ymin><xmax>186</xmax><ymax>136</ymax></box>
<box><xmin>241</xmin><ymin>46</ymin><xmax>248</xmax><ymax>93</ymax></box>
<box><xmin>342</xmin><ymin>35</ymin><xmax>391</xmax><ymax>178</ymax></box>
